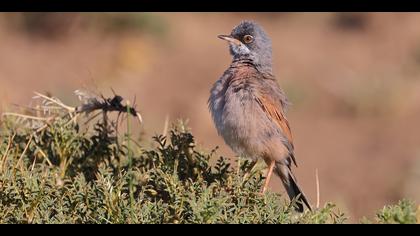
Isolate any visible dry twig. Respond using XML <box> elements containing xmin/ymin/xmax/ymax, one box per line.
<box><xmin>2</xmin><ymin>89</ymin><xmax>143</xmax><ymax>133</ymax></box>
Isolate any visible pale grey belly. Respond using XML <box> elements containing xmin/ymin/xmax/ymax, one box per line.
<box><xmin>210</xmin><ymin>89</ymin><xmax>283</xmax><ymax>159</ymax></box>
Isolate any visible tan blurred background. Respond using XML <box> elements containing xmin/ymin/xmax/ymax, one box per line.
<box><xmin>1</xmin><ymin>12</ymin><xmax>420</xmax><ymax>220</ymax></box>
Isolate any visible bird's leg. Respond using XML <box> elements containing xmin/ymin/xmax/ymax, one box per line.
<box><xmin>261</xmin><ymin>160</ymin><xmax>276</xmax><ymax>194</ymax></box>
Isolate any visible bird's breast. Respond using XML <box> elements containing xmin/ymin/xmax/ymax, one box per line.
<box><xmin>209</xmin><ymin>66</ymin><xmax>275</xmax><ymax>157</ymax></box>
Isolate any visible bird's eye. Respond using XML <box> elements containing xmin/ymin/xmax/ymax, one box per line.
<box><xmin>243</xmin><ymin>35</ymin><xmax>254</xmax><ymax>44</ymax></box>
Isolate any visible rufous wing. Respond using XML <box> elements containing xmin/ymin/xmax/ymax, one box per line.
<box><xmin>255</xmin><ymin>93</ymin><xmax>297</xmax><ymax>166</ymax></box>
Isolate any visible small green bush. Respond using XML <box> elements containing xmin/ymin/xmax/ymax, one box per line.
<box><xmin>375</xmin><ymin>199</ymin><xmax>418</xmax><ymax>224</ymax></box>
<box><xmin>0</xmin><ymin>116</ymin><xmax>417</xmax><ymax>224</ymax></box>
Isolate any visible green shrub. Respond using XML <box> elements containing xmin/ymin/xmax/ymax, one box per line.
<box><xmin>375</xmin><ymin>199</ymin><xmax>418</xmax><ymax>224</ymax></box>
<box><xmin>0</xmin><ymin>115</ymin><xmax>417</xmax><ymax>224</ymax></box>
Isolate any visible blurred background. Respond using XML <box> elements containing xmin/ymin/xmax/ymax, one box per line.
<box><xmin>0</xmin><ymin>12</ymin><xmax>420</xmax><ymax>220</ymax></box>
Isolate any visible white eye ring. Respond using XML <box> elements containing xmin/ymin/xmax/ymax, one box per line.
<box><xmin>243</xmin><ymin>35</ymin><xmax>254</xmax><ymax>44</ymax></box>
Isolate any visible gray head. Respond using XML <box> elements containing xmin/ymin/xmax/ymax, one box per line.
<box><xmin>218</xmin><ymin>21</ymin><xmax>273</xmax><ymax>74</ymax></box>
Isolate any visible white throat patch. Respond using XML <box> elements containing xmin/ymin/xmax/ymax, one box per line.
<box><xmin>230</xmin><ymin>43</ymin><xmax>251</xmax><ymax>56</ymax></box>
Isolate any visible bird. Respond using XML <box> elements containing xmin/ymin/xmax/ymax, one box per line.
<box><xmin>208</xmin><ymin>20</ymin><xmax>311</xmax><ymax>212</ymax></box>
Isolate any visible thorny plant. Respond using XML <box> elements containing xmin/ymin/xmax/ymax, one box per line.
<box><xmin>0</xmin><ymin>91</ymin><xmax>418</xmax><ymax>224</ymax></box>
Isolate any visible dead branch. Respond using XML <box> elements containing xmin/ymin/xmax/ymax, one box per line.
<box><xmin>2</xmin><ymin>89</ymin><xmax>143</xmax><ymax>132</ymax></box>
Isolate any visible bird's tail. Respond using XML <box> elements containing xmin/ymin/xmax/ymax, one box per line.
<box><xmin>275</xmin><ymin>162</ymin><xmax>312</xmax><ymax>212</ymax></box>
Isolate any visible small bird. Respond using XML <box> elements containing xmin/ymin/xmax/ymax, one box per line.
<box><xmin>208</xmin><ymin>21</ymin><xmax>311</xmax><ymax>212</ymax></box>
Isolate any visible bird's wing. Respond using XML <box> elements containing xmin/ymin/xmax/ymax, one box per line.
<box><xmin>254</xmin><ymin>90</ymin><xmax>297</xmax><ymax>166</ymax></box>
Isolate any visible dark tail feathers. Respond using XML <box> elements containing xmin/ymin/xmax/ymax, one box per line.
<box><xmin>275</xmin><ymin>162</ymin><xmax>312</xmax><ymax>213</ymax></box>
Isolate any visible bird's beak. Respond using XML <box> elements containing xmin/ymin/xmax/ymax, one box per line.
<box><xmin>217</xmin><ymin>34</ymin><xmax>242</xmax><ymax>46</ymax></box>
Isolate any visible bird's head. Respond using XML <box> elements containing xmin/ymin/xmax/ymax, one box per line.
<box><xmin>218</xmin><ymin>21</ymin><xmax>273</xmax><ymax>73</ymax></box>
